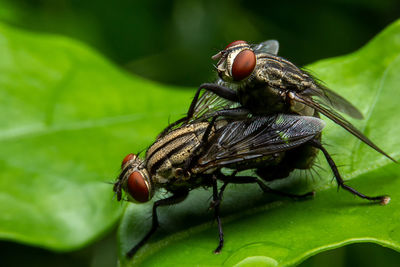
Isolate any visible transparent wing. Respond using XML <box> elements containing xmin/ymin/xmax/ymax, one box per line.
<box><xmin>260</xmin><ymin>63</ymin><xmax>388</xmax><ymax>157</ymax></box>
<box><xmin>197</xmin><ymin>114</ymin><xmax>325</xmax><ymax>169</ymax></box>
<box><xmin>257</xmin><ymin>56</ymin><xmax>363</xmax><ymax>119</ymax></box>
<box><xmin>291</xmin><ymin>92</ymin><xmax>395</xmax><ymax>161</ymax></box>
<box><xmin>301</xmin><ymin>70</ymin><xmax>363</xmax><ymax>119</ymax></box>
<box><xmin>189</xmin><ymin>90</ymin><xmax>240</xmax><ymax>122</ymax></box>
<box><xmin>157</xmin><ymin>86</ymin><xmax>239</xmax><ymax>137</ymax></box>
<box><xmin>252</xmin><ymin>40</ymin><xmax>279</xmax><ymax>55</ymax></box>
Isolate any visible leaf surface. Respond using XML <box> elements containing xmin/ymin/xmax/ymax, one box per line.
<box><xmin>0</xmin><ymin>23</ymin><xmax>192</xmax><ymax>250</ymax></box>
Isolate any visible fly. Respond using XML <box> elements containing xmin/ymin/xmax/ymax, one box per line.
<box><xmin>114</xmin><ymin>114</ymin><xmax>341</xmax><ymax>257</ymax></box>
<box><xmin>163</xmin><ymin>40</ymin><xmax>395</xmax><ymax>163</ymax></box>
<box><xmin>158</xmin><ymin>39</ymin><xmax>393</xmax><ymax>205</ymax></box>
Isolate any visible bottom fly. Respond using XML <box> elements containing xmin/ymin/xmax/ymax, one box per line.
<box><xmin>114</xmin><ymin>114</ymin><xmax>389</xmax><ymax>258</ymax></box>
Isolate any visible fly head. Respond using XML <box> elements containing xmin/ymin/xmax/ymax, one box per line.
<box><xmin>212</xmin><ymin>40</ymin><xmax>257</xmax><ymax>82</ymax></box>
<box><xmin>114</xmin><ymin>153</ymin><xmax>154</xmax><ymax>203</ymax></box>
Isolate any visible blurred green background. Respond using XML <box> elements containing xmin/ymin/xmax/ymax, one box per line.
<box><xmin>1</xmin><ymin>0</ymin><xmax>400</xmax><ymax>87</ymax></box>
<box><xmin>1</xmin><ymin>0</ymin><xmax>400</xmax><ymax>266</ymax></box>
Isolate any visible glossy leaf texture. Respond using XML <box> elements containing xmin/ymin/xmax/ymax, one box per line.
<box><xmin>0</xmin><ymin>22</ymin><xmax>193</xmax><ymax>250</ymax></box>
<box><xmin>118</xmin><ymin>20</ymin><xmax>400</xmax><ymax>266</ymax></box>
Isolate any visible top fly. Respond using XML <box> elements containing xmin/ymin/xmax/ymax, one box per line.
<box><xmin>165</xmin><ymin>40</ymin><xmax>395</xmax><ymax>162</ymax></box>
<box><xmin>117</xmin><ymin>40</ymin><xmax>393</xmax><ymax>259</ymax></box>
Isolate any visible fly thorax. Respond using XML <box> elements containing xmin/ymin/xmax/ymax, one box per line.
<box><xmin>145</xmin><ymin>123</ymin><xmax>207</xmax><ymax>184</ymax></box>
<box><xmin>150</xmin><ymin>151</ymin><xmax>194</xmax><ymax>184</ymax></box>
<box><xmin>152</xmin><ymin>162</ymin><xmax>173</xmax><ymax>184</ymax></box>
<box><xmin>254</xmin><ymin>57</ymin><xmax>284</xmax><ymax>87</ymax></box>
<box><xmin>173</xmin><ymin>167</ymin><xmax>191</xmax><ymax>181</ymax></box>
<box><xmin>238</xmin><ymin>82</ymin><xmax>288</xmax><ymax>115</ymax></box>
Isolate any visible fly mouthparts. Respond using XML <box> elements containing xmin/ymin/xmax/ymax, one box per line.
<box><xmin>212</xmin><ymin>51</ymin><xmax>222</xmax><ymax>60</ymax></box>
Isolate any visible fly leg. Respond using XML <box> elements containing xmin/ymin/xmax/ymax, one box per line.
<box><xmin>201</xmin><ymin>108</ymin><xmax>249</xmax><ymax>141</ymax></box>
<box><xmin>218</xmin><ymin>174</ymin><xmax>314</xmax><ymax>200</ymax></box>
<box><xmin>187</xmin><ymin>83</ymin><xmax>239</xmax><ymax>120</ymax></box>
<box><xmin>126</xmin><ymin>190</ymin><xmax>189</xmax><ymax>258</ymax></box>
<box><xmin>309</xmin><ymin>139</ymin><xmax>390</xmax><ymax>205</ymax></box>
<box><xmin>158</xmin><ymin>117</ymin><xmax>188</xmax><ymax>138</ymax></box>
<box><xmin>209</xmin><ymin>171</ymin><xmax>313</xmax><ymax>254</ymax></box>
<box><xmin>209</xmin><ymin>182</ymin><xmax>230</xmax><ymax>210</ymax></box>
<box><xmin>209</xmin><ymin>170</ymin><xmax>236</xmax><ymax>211</ymax></box>
<box><xmin>159</xmin><ymin>83</ymin><xmax>239</xmax><ymax>136</ymax></box>
<box><xmin>212</xmin><ymin>175</ymin><xmax>225</xmax><ymax>254</ymax></box>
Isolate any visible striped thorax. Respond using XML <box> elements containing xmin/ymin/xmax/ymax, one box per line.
<box><xmin>115</xmin><ymin>120</ymin><xmax>227</xmax><ymax>203</ymax></box>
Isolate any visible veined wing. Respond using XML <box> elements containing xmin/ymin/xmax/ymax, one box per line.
<box><xmin>301</xmin><ymin>71</ymin><xmax>364</xmax><ymax>119</ymax></box>
<box><xmin>195</xmin><ymin>114</ymin><xmax>325</xmax><ymax>170</ymax></box>
<box><xmin>252</xmin><ymin>40</ymin><xmax>279</xmax><ymax>56</ymax></box>
<box><xmin>157</xmin><ymin>80</ymin><xmax>239</xmax><ymax>138</ymax></box>
<box><xmin>189</xmin><ymin>87</ymin><xmax>240</xmax><ymax>122</ymax></box>
<box><xmin>290</xmin><ymin>92</ymin><xmax>396</xmax><ymax>161</ymax></box>
<box><xmin>257</xmin><ymin>54</ymin><xmax>363</xmax><ymax>119</ymax></box>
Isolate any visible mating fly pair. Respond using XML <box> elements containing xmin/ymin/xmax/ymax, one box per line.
<box><xmin>114</xmin><ymin>40</ymin><xmax>393</xmax><ymax>258</ymax></box>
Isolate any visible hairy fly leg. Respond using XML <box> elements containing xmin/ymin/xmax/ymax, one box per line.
<box><xmin>188</xmin><ymin>83</ymin><xmax>239</xmax><ymax>118</ymax></box>
<box><xmin>209</xmin><ymin>171</ymin><xmax>236</xmax><ymax>210</ymax></box>
<box><xmin>126</xmin><ymin>190</ymin><xmax>189</xmax><ymax>258</ymax></box>
<box><xmin>158</xmin><ymin>117</ymin><xmax>188</xmax><ymax>138</ymax></box>
<box><xmin>212</xmin><ymin>175</ymin><xmax>224</xmax><ymax>254</ymax></box>
<box><xmin>208</xmin><ymin>171</ymin><xmax>315</xmax><ymax>254</ymax></box>
<box><xmin>309</xmin><ymin>139</ymin><xmax>390</xmax><ymax>205</ymax></box>
<box><xmin>159</xmin><ymin>83</ymin><xmax>239</xmax><ymax>136</ymax></box>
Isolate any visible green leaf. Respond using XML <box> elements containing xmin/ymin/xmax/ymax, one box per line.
<box><xmin>0</xmin><ymin>22</ymin><xmax>193</xmax><ymax>250</ymax></box>
<box><xmin>117</xmin><ymin>20</ymin><xmax>400</xmax><ymax>266</ymax></box>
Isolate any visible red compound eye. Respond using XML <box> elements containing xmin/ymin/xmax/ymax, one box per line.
<box><xmin>225</xmin><ymin>40</ymin><xmax>248</xmax><ymax>50</ymax></box>
<box><xmin>232</xmin><ymin>49</ymin><xmax>256</xmax><ymax>81</ymax></box>
<box><xmin>127</xmin><ymin>171</ymin><xmax>150</xmax><ymax>203</ymax></box>
<box><xmin>121</xmin><ymin>153</ymin><xmax>135</xmax><ymax>168</ymax></box>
